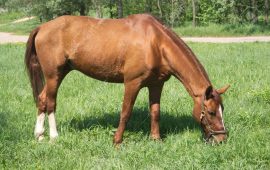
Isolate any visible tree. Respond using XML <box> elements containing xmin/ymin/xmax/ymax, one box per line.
<box><xmin>0</xmin><ymin>0</ymin><xmax>8</xmax><ymax>8</ymax></box>
<box><xmin>117</xmin><ymin>0</ymin><xmax>123</xmax><ymax>18</ymax></box>
<box><xmin>109</xmin><ymin>0</ymin><xmax>116</xmax><ymax>18</ymax></box>
<box><xmin>251</xmin><ymin>0</ymin><xmax>258</xmax><ymax>23</ymax></box>
<box><xmin>92</xmin><ymin>0</ymin><xmax>103</xmax><ymax>18</ymax></box>
<box><xmin>265</xmin><ymin>0</ymin><xmax>269</xmax><ymax>24</ymax></box>
<box><xmin>192</xmin><ymin>0</ymin><xmax>197</xmax><ymax>27</ymax></box>
<box><xmin>157</xmin><ymin>0</ymin><xmax>163</xmax><ymax>18</ymax></box>
<box><xmin>145</xmin><ymin>0</ymin><xmax>152</xmax><ymax>13</ymax></box>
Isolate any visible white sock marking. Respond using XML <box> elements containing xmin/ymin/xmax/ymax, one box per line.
<box><xmin>34</xmin><ymin>112</ymin><xmax>45</xmax><ymax>140</ymax></box>
<box><xmin>48</xmin><ymin>112</ymin><xmax>58</xmax><ymax>139</ymax></box>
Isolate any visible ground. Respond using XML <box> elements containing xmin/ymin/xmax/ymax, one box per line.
<box><xmin>1</xmin><ymin>31</ymin><xmax>270</xmax><ymax>43</ymax></box>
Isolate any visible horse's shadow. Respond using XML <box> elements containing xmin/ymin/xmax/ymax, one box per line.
<box><xmin>65</xmin><ymin>107</ymin><xmax>200</xmax><ymax>138</ymax></box>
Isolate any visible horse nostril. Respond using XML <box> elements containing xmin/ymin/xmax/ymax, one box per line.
<box><xmin>214</xmin><ymin>134</ymin><xmax>227</xmax><ymax>144</ymax></box>
<box><xmin>206</xmin><ymin>134</ymin><xmax>227</xmax><ymax>145</ymax></box>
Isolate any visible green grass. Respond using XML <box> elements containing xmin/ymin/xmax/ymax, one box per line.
<box><xmin>0</xmin><ymin>17</ymin><xmax>40</xmax><ymax>35</ymax></box>
<box><xmin>0</xmin><ymin>43</ymin><xmax>269</xmax><ymax>169</ymax></box>
<box><xmin>0</xmin><ymin>11</ymin><xmax>25</xmax><ymax>25</ymax></box>
<box><xmin>174</xmin><ymin>23</ymin><xmax>270</xmax><ymax>37</ymax></box>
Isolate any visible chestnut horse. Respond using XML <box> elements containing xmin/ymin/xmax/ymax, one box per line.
<box><xmin>25</xmin><ymin>14</ymin><xmax>229</xmax><ymax>144</ymax></box>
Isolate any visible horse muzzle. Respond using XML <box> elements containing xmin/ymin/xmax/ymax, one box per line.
<box><xmin>204</xmin><ymin>131</ymin><xmax>228</xmax><ymax>144</ymax></box>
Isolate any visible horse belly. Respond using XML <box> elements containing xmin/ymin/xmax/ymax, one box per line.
<box><xmin>70</xmin><ymin>54</ymin><xmax>124</xmax><ymax>83</ymax></box>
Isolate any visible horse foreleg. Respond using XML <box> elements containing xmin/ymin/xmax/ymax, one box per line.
<box><xmin>148</xmin><ymin>83</ymin><xmax>163</xmax><ymax>140</ymax></box>
<box><xmin>113</xmin><ymin>80</ymin><xmax>141</xmax><ymax>144</ymax></box>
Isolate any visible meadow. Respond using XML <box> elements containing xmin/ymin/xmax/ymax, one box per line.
<box><xmin>0</xmin><ymin>42</ymin><xmax>269</xmax><ymax>169</ymax></box>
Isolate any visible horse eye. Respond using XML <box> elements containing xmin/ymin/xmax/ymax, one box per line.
<box><xmin>209</xmin><ymin>111</ymin><xmax>216</xmax><ymax>116</ymax></box>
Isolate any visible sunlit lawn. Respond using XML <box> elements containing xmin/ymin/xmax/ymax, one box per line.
<box><xmin>0</xmin><ymin>43</ymin><xmax>269</xmax><ymax>169</ymax></box>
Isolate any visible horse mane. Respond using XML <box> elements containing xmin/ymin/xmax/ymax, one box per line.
<box><xmin>150</xmin><ymin>15</ymin><xmax>211</xmax><ymax>84</ymax></box>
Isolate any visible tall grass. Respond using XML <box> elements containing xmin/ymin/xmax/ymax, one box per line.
<box><xmin>0</xmin><ymin>43</ymin><xmax>269</xmax><ymax>169</ymax></box>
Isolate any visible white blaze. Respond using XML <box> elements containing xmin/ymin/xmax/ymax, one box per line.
<box><xmin>219</xmin><ymin>105</ymin><xmax>225</xmax><ymax>130</ymax></box>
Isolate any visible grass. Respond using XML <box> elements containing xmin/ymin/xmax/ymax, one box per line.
<box><xmin>0</xmin><ymin>11</ymin><xmax>25</xmax><ymax>25</ymax></box>
<box><xmin>0</xmin><ymin>17</ymin><xmax>40</xmax><ymax>35</ymax></box>
<box><xmin>0</xmin><ymin>43</ymin><xmax>270</xmax><ymax>169</ymax></box>
<box><xmin>174</xmin><ymin>23</ymin><xmax>270</xmax><ymax>37</ymax></box>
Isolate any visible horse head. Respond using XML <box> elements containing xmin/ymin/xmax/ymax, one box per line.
<box><xmin>194</xmin><ymin>85</ymin><xmax>230</xmax><ymax>144</ymax></box>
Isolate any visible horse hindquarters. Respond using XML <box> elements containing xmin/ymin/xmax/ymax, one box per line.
<box><xmin>25</xmin><ymin>27</ymin><xmax>70</xmax><ymax>141</ymax></box>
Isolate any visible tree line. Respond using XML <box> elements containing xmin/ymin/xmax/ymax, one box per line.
<box><xmin>1</xmin><ymin>0</ymin><xmax>269</xmax><ymax>27</ymax></box>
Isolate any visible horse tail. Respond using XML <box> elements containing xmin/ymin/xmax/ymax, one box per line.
<box><xmin>25</xmin><ymin>27</ymin><xmax>44</xmax><ymax>106</ymax></box>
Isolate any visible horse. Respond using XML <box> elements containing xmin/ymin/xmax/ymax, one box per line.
<box><xmin>25</xmin><ymin>14</ymin><xmax>230</xmax><ymax>144</ymax></box>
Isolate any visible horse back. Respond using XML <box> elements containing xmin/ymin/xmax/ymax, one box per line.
<box><xmin>34</xmin><ymin>14</ymin><xmax>169</xmax><ymax>84</ymax></box>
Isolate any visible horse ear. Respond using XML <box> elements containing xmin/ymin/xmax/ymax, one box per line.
<box><xmin>205</xmin><ymin>86</ymin><xmax>213</xmax><ymax>100</ymax></box>
<box><xmin>217</xmin><ymin>85</ymin><xmax>230</xmax><ymax>95</ymax></box>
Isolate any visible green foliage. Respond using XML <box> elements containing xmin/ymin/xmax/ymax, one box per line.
<box><xmin>1</xmin><ymin>0</ymin><xmax>270</xmax><ymax>26</ymax></box>
<box><xmin>0</xmin><ymin>43</ymin><xmax>270</xmax><ymax>169</ymax></box>
<box><xmin>197</xmin><ymin>0</ymin><xmax>233</xmax><ymax>24</ymax></box>
<box><xmin>0</xmin><ymin>0</ymin><xmax>7</xmax><ymax>7</ymax></box>
<box><xmin>31</xmin><ymin>0</ymin><xmax>91</xmax><ymax>21</ymax></box>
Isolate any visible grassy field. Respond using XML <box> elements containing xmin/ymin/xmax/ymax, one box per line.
<box><xmin>174</xmin><ymin>23</ymin><xmax>270</xmax><ymax>37</ymax></box>
<box><xmin>0</xmin><ymin>11</ymin><xmax>25</xmax><ymax>25</ymax></box>
<box><xmin>0</xmin><ymin>17</ymin><xmax>40</xmax><ymax>35</ymax></box>
<box><xmin>0</xmin><ymin>43</ymin><xmax>269</xmax><ymax>169</ymax></box>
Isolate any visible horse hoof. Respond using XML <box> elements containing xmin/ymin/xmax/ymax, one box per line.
<box><xmin>114</xmin><ymin>143</ymin><xmax>121</xmax><ymax>150</ymax></box>
<box><xmin>49</xmin><ymin>136</ymin><xmax>58</xmax><ymax>143</ymax></box>
<box><xmin>37</xmin><ymin>135</ymin><xmax>44</xmax><ymax>142</ymax></box>
<box><xmin>151</xmin><ymin>134</ymin><xmax>161</xmax><ymax>141</ymax></box>
<box><xmin>35</xmin><ymin>131</ymin><xmax>44</xmax><ymax>141</ymax></box>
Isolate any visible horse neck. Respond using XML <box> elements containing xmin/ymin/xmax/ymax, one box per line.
<box><xmin>161</xmin><ymin>34</ymin><xmax>211</xmax><ymax>100</ymax></box>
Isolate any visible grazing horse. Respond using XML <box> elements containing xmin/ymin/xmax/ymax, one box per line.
<box><xmin>25</xmin><ymin>14</ymin><xmax>229</xmax><ymax>144</ymax></box>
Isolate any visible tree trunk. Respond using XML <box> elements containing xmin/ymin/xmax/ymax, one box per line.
<box><xmin>79</xmin><ymin>3</ymin><xmax>86</xmax><ymax>16</ymax></box>
<box><xmin>251</xmin><ymin>0</ymin><xmax>258</xmax><ymax>23</ymax></box>
<box><xmin>98</xmin><ymin>4</ymin><xmax>103</xmax><ymax>18</ymax></box>
<box><xmin>109</xmin><ymin>0</ymin><xmax>114</xmax><ymax>18</ymax></box>
<box><xmin>117</xmin><ymin>0</ymin><xmax>123</xmax><ymax>18</ymax></box>
<box><xmin>157</xmin><ymin>0</ymin><xmax>162</xmax><ymax>18</ymax></box>
<box><xmin>265</xmin><ymin>0</ymin><xmax>269</xmax><ymax>24</ymax></box>
<box><xmin>145</xmin><ymin>0</ymin><xmax>152</xmax><ymax>13</ymax></box>
<box><xmin>92</xmin><ymin>0</ymin><xmax>103</xmax><ymax>18</ymax></box>
<box><xmin>171</xmin><ymin>0</ymin><xmax>174</xmax><ymax>27</ymax></box>
<box><xmin>192</xmin><ymin>0</ymin><xmax>196</xmax><ymax>27</ymax></box>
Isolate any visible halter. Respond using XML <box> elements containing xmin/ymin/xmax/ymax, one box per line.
<box><xmin>200</xmin><ymin>96</ymin><xmax>227</xmax><ymax>142</ymax></box>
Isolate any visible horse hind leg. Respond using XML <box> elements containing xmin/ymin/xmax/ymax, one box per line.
<box><xmin>45</xmin><ymin>74</ymin><xmax>66</xmax><ymax>141</ymax></box>
<box><xmin>34</xmin><ymin>85</ymin><xmax>47</xmax><ymax>141</ymax></box>
<box><xmin>34</xmin><ymin>77</ymin><xmax>60</xmax><ymax>141</ymax></box>
<box><xmin>34</xmin><ymin>66</ymin><xmax>69</xmax><ymax>141</ymax></box>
